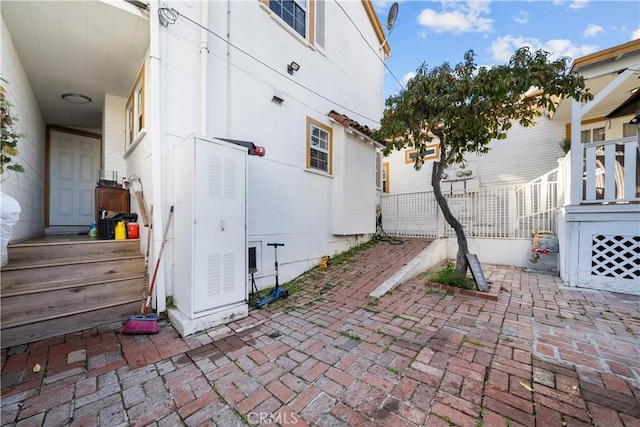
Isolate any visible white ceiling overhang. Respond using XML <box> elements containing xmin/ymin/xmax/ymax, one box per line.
<box><xmin>1</xmin><ymin>0</ymin><xmax>150</xmax><ymax>129</ymax></box>
<box><xmin>552</xmin><ymin>46</ymin><xmax>640</xmax><ymax>123</ymax></box>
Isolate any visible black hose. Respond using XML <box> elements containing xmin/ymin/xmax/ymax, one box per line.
<box><xmin>371</xmin><ymin>207</ymin><xmax>403</xmax><ymax>245</ymax></box>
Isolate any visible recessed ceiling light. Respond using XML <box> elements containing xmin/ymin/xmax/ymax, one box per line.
<box><xmin>61</xmin><ymin>93</ymin><xmax>92</xmax><ymax>104</ymax></box>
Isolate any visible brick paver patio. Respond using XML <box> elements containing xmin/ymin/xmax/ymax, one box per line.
<box><xmin>2</xmin><ymin>238</ymin><xmax>639</xmax><ymax>426</ymax></box>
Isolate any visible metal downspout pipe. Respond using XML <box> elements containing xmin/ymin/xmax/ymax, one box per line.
<box><xmin>226</xmin><ymin>0</ymin><xmax>231</xmax><ymax>137</ymax></box>
<box><xmin>149</xmin><ymin>1</ymin><xmax>166</xmax><ymax>313</ymax></box>
<box><xmin>200</xmin><ymin>1</ymin><xmax>209</xmax><ymax>135</ymax></box>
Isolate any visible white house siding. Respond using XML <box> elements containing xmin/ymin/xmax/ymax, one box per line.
<box><xmin>384</xmin><ymin>117</ymin><xmax>566</xmax><ymax>194</ymax></box>
<box><xmin>468</xmin><ymin>118</ymin><xmax>566</xmax><ymax>186</ymax></box>
<box><xmin>147</xmin><ymin>1</ymin><xmax>383</xmax><ymax>291</ymax></box>
<box><xmin>1</xmin><ymin>17</ymin><xmax>46</xmax><ymax>241</ymax></box>
<box><xmin>101</xmin><ymin>95</ymin><xmax>127</xmax><ymax>180</ymax></box>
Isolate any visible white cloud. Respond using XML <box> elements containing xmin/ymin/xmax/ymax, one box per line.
<box><xmin>632</xmin><ymin>28</ymin><xmax>640</xmax><ymax>40</ymax></box>
<box><xmin>569</xmin><ymin>0</ymin><xmax>589</xmax><ymax>9</ymax></box>
<box><xmin>402</xmin><ymin>72</ymin><xmax>416</xmax><ymax>87</ymax></box>
<box><xmin>489</xmin><ymin>35</ymin><xmax>599</xmax><ymax>63</ymax></box>
<box><xmin>551</xmin><ymin>0</ymin><xmax>589</xmax><ymax>9</ymax></box>
<box><xmin>416</xmin><ymin>1</ymin><xmax>494</xmax><ymax>35</ymax></box>
<box><xmin>513</xmin><ymin>11</ymin><xmax>528</xmax><ymax>25</ymax></box>
<box><xmin>583</xmin><ymin>24</ymin><xmax>604</xmax><ymax>38</ymax></box>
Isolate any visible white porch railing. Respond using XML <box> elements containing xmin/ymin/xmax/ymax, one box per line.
<box><xmin>381</xmin><ymin>178</ymin><xmax>558</xmax><ymax>240</ymax></box>
<box><xmin>559</xmin><ymin>136</ymin><xmax>640</xmax><ymax>204</ymax></box>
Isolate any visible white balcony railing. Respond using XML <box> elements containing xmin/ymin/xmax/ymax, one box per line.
<box><xmin>562</xmin><ymin>136</ymin><xmax>640</xmax><ymax>204</ymax></box>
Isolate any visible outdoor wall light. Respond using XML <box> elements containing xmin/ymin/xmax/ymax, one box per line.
<box><xmin>61</xmin><ymin>93</ymin><xmax>92</xmax><ymax>104</ymax></box>
<box><xmin>287</xmin><ymin>61</ymin><xmax>300</xmax><ymax>75</ymax></box>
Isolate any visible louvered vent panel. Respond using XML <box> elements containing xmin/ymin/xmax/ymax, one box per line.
<box><xmin>209</xmin><ymin>155</ymin><xmax>222</xmax><ymax>197</ymax></box>
<box><xmin>223</xmin><ymin>253</ymin><xmax>235</xmax><ymax>294</ymax></box>
<box><xmin>207</xmin><ymin>254</ymin><xmax>221</xmax><ymax>296</ymax></box>
<box><xmin>224</xmin><ymin>158</ymin><xmax>236</xmax><ymax>199</ymax></box>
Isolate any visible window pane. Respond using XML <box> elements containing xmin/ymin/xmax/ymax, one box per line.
<box><xmin>271</xmin><ymin>0</ymin><xmax>305</xmax><ymax>37</ymax></box>
<box><xmin>581</xmin><ymin>129</ymin><xmax>590</xmax><ymax>143</ymax></box>
<box><xmin>311</xmin><ymin>126</ymin><xmax>328</xmax><ymax>150</ymax></box>
<box><xmin>310</xmin><ymin>148</ymin><xmax>328</xmax><ymax>171</ymax></box>
<box><xmin>592</xmin><ymin>127</ymin><xmax>605</xmax><ymax>142</ymax></box>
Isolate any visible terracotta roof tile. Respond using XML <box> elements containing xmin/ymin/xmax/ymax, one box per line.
<box><xmin>328</xmin><ymin>110</ymin><xmax>373</xmax><ymax>137</ymax></box>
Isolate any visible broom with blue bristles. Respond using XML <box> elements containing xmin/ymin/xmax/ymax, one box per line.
<box><xmin>122</xmin><ymin>206</ymin><xmax>173</xmax><ymax>335</ymax></box>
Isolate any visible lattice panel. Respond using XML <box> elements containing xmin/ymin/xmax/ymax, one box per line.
<box><xmin>591</xmin><ymin>234</ymin><xmax>640</xmax><ymax>280</ymax></box>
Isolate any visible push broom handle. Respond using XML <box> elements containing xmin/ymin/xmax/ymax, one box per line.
<box><xmin>144</xmin><ymin>206</ymin><xmax>174</xmax><ymax>315</ymax></box>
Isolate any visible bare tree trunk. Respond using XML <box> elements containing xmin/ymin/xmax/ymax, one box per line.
<box><xmin>431</xmin><ymin>137</ymin><xmax>469</xmax><ymax>276</ymax></box>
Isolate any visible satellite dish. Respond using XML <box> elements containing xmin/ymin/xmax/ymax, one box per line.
<box><xmin>387</xmin><ymin>2</ymin><xmax>399</xmax><ymax>31</ymax></box>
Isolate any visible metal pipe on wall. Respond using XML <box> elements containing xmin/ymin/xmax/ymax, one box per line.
<box><xmin>200</xmin><ymin>0</ymin><xmax>209</xmax><ymax>135</ymax></box>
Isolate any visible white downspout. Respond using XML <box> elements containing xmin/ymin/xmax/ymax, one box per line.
<box><xmin>200</xmin><ymin>0</ymin><xmax>209</xmax><ymax>135</ymax></box>
<box><xmin>226</xmin><ymin>0</ymin><xmax>231</xmax><ymax>137</ymax></box>
<box><xmin>149</xmin><ymin>1</ymin><xmax>166</xmax><ymax>313</ymax></box>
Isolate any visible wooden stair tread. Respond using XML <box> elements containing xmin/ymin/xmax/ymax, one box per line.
<box><xmin>8</xmin><ymin>238</ymin><xmax>140</xmax><ymax>248</ymax></box>
<box><xmin>1</xmin><ymin>302</ymin><xmax>142</xmax><ymax>349</ymax></box>
<box><xmin>1</xmin><ymin>237</ymin><xmax>147</xmax><ymax>347</ymax></box>
<box><xmin>1</xmin><ymin>297</ymin><xmax>143</xmax><ymax>329</ymax></box>
<box><xmin>2</xmin><ymin>254</ymin><xmax>144</xmax><ymax>271</ymax></box>
<box><xmin>1</xmin><ymin>272</ymin><xmax>145</xmax><ymax>297</ymax></box>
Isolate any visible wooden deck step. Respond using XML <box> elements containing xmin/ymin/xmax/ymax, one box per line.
<box><xmin>1</xmin><ymin>256</ymin><xmax>144</xmax><ymax>288</ymax></box>
<box><xmin>0</xmin><ymin>237</ymin><xmax>147</xmax><ymax>349</ymax></box>
<box><xmin>1</xmin><ymin>276</ymin><xmax>144</xmax><ymax>328</ymax></box>
<box><xmin>5</xmin><ymin>239</ymin><xmax>141</xmax><ymax>268</ymax></box>
<box><xmin>1</xmin><ymin>272</ymin><xmax>144</xmax><ymax>297</ymax></box>
<box><xmin>0</xmin><ymin>302</ymin><xmax>142</xmax><ymax>349</ymax></box>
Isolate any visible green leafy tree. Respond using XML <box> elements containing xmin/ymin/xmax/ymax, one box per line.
<box><xmin>1</xmin><ymin>78</ymin><xmax>26</xmax><ymax>178</ymax></box>
<box><xmin>372</xmin><ymin>47</ymin><xmax>593</xmax><ymax>276</ymax></box>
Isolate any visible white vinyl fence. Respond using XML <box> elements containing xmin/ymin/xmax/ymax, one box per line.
<box><xmin>381</xmin><ymin>172</ymin><xmax>559</xmax><ymax>240</ymax></box>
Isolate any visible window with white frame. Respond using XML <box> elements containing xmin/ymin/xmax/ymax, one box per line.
<box><xmin>269</xmin><ymin>0</ymin><xmax>306</xmax><ymax>37</ymax></box>
<box><xmin>382</xmin><ymin>162</ymin><xmax>389</xmax><ymax>193</ymax></box>
<box><xmin>126</xmin><ymin>63</ymin><xmax>145</xmax><ymax>148</ymax></box>
<box><xmin>306</xmin><ymin>117</ymin><xmax>332</xmax><ymax>174</ymax></box>
<box><xmin>376</xmin><ymin>152</ymin><xmax>382</xmax><ymax>189</ymax></box>
<box><xmin>581</xmin><ymin>127</ymin><xmax>605</xmax><ymax>143</ymax></box>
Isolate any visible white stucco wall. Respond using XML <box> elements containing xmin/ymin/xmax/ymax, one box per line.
<box><xmin>156</xmin><ymin>1</ymin><xmax>384</xmax><ymax>290</ymax></box>
<box><xmin>0</xmin><ymin>17</ymin><xmax>46</xmax><ymax>241</ymax></box>
<box><xmin>102</xmin><ymin>94</ymin><xmax>127</xmax><ymax>180</ymax></box>
<box><xmin>446</xmin><ymin>237</ymin><xmax>532</xmax><ymax>267</ymax></box>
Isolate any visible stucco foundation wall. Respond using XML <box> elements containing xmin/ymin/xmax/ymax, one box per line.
<box><xmin>1</xmin><ymin>17</ymin><xmax>46</xmax><ymax>241</ymax></box>
<box><xmin>446</xmin><ymin>237</ymin><xmax>532</xmax><ymax>268</ymax></box>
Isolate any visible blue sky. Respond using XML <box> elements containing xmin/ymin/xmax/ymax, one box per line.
<box><xmin>372</xmin><ymin>0</ymin><xmax>640</xmax><ymax>99</ymax></box>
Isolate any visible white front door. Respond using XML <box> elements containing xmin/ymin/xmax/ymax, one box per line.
<box><xmin>49</xmin><ymin>129</ymin><xmax>101</xmax><ymax>226</ymax></box>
